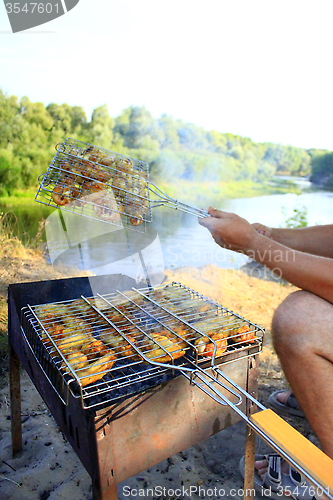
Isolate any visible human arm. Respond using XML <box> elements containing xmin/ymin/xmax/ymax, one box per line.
<box><xmin>252</xmin><ymin>223</ymin><xmax>333</xmax><ymax>258</ymax></box>
<box><xmin>200</xmin><ymin>208</ymin><xmax>333</xmax><ymax>304</ymax></box>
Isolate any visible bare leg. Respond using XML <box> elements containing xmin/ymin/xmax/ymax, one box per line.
<box><xmin>271</xmin><ymin>290</ymin><xmax>333</xmax><ymax>459</ymax></box>
<box><xmin>255</xmin><ymin>290</ymin><xmax>333</xmax><ymax>480</ymax></box>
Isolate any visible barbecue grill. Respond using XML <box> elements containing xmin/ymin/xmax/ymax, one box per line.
<box><xmin>9</xmin><ymin>273</ymin><xmax>333</xmax><ymax>499</ymax></box>
<box><xmin>21</xmin><ymin>279</ymin><xmax>263</xmax><ymax>410</ymax></box>
<box><xmin>35</xmin><ymin>138</ymin><xmax>209</xmax><ymax>232</ymax></box>
<box><xmin>9</xmin><ymin>273</ymin><xmax>263</xmax><ymax>499</ymax></box>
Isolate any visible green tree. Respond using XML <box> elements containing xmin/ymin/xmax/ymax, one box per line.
<box><xmin>0</xmin><ymin>149</ymin><xmax>22</xmax><ymax>194</ymax></box>
<box><xmin>88</xmin><ymin>104</ymin><xmax>114</xmax><ymax>149</ymax></box>
<box><xmin>158</xmin><ymin>114</ymin><xmax>180</xmax><ymax>149</ymax></box>
<box><xmin>0</xmin><ymin>88</ymin><xmax>331</xmax><ymax>194</ymax></box>
<box><xmin>46</xmin><ymin>102</ymin><xmax>72</xmax><ymax>135</ymax></box>
<box><xmin>0</xmin><ymin>91</ymin><xmax>20</xmax><ymax>147</ymax></box>
<box><xmin>115</xmin><ymin>105</ymin><xmax>161</xmax><ymax>150</ymax></box>
<box><xmin>310</xmin><ymin>152</ymin><xmax>333</xmax><ymax>188</ymax></box>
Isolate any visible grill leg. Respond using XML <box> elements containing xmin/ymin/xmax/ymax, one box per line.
<box><xmin>9</xmin><ymin>343</ymin><xmax>22</xmax><ymax>456</ymax></box>
<box><xmin>244</xmin><ymin>425</ymin><xmax>256</xmax><ymax>498</ymax></box>
<box><xmin>243</xmin><ymin>355</ymin><xmax>259</xmax><ymax>499</ymax></box>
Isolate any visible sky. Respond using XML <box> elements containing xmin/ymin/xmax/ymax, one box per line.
<box><xmin>1</xmin><ymin>0</ymin><xmax>333</xmax><ymax>150</ymax></box>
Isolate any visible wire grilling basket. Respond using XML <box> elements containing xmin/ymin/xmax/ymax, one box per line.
<box><xmin>21</xmin><ymin>282</ymin><xmax>264</xmax><ymax>410</ymax></box>
<box><xmin>35</xmin><ymin>138</ymin><xmax>209</xmax><ymax>232</ymax></box>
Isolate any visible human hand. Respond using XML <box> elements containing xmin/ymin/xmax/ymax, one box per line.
<box><xmin>252</xmin><ymin>223</ymin><xmax>273</xmax><ymax>239</ymax></box>
<box><xmin>199</xmin><ymin>207</ymin><xmax>259</xmax><ymax>253</ymax></box>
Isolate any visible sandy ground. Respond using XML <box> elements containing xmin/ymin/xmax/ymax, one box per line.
<box><xmin>0</xmin><ymin>359</ymin><xmax>317</xmax><ymax>500</ymax></box>
<box><xmin>0</xmin><ymin>257</ymin><xmax>319</xmax><ymax>500</ymax></box>
<box><xmin>0</xmin><ymin>362</ymin><xmax>261</xmax><ymax>500</ymax></box>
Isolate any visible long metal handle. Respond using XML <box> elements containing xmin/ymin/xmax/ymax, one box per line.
<box><xmin>182</xmin><ymin>369</ymin><xmax>243</xmax><ymax>406</ymax></box>
<box><xmin>214</xmin><ymin>367</ymin><xmax>266</xmax><ymax>410</ymax></box>
<box><xmin>252</xmin><ymin>409</ymin><xmax>333</xmax><ymax>496</ymax></box>
<box><xmin>148</xmin><ymin>182</ymin><xmax>209</xmax><ymax>218</ymax></box>
<box><xmin>213</xmin><ymin>366</ymin><xmax>333</xmax><ymax>498</ymax></box>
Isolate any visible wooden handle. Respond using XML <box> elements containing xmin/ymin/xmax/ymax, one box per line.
<box><xmin>250</xmin><ymin>409</ymin><xmax>333</xmax><ymax>491</ymax></box>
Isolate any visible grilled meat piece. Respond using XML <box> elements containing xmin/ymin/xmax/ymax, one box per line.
<box><xmin>140</xmin><ymin>333</ymin><xmax>186</xmax><ymax>364</ymax></box>
<box><xmin>77</xmin><ymin>350</ymin><xmax>117</xmax><ymax>387</ymax></box>
<box><xmin>194</xmin><ymin>332</ymin><xmax>228</xmax><ymax>357</ymax></box>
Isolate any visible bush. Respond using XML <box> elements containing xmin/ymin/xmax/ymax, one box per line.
<box><xmin>282</xmin><ymin>205</ymin><xmax>308</xmax><ymax>228</ymax></box>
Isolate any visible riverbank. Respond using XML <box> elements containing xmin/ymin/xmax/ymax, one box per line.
<box><xmin>0</xmin><ymin>179</ymin><xmax>304</xmax><ymax>213</ymax></box>
<box><xmin>0</xmin><ymin>175</ymin><xmax>305</xmax><ymax>205</ymax></box>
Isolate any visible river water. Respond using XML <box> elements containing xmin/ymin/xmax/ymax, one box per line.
<box><xmin>154</xmin><ymin>188</ymin><xmax>333</xmax><ymax>273</ymax></box>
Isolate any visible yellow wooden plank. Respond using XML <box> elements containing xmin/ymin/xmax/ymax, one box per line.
<box><xmin>250</xmin><ymin>409</ymin><xmax>333</xmax><ymax>491</ymax></box>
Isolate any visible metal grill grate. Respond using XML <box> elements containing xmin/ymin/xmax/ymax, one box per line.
<box><xmin>21</xmin><ymin>282</ymin><xmax>264</xmax><ymax>409</ymax></box>
<box><xmin>35</xmin><ymin>138</ymin><xmax>151</xmax><ymax>232</ymax></box>
<box><xmin>35</xmin><ymin>138</ymin><xmax>209</xmax><ymax>232</ymax></box>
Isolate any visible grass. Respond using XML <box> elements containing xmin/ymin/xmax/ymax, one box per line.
<box><xmin>0</xmin><ymin>210</ymin><xmax>43</xmax><ymax>257</ymax></box>
<box><xmin>0</xmin><ymin>188</ymin><xmax>53</xmax><ymax>245</ymax></box>
<box><xmin>0</xmin><ymin>211</ymin><xmax>46</xmax><ymax>354</ymax></box>
<box><xmin>0</xmin><ymin>187</ymin><xmax>40</xmax><ymax>205</ymax></box>
<box><xmin>0</xmin><ymin>209</ymin><xmax>94</xmax><ymax>356</ymax></box>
